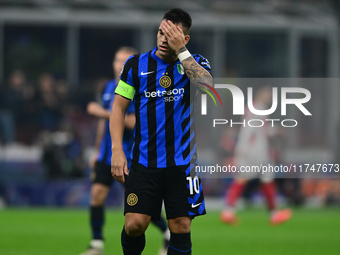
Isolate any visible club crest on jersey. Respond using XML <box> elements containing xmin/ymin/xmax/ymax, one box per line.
<box><xmin>159</xmin><ymin>72</ymin><xmax>172</xmax><ymax>88</ymax></box>
<box><xmin>127</xmin><ymin>193</ymin><xmax>138</xmax><ymax>206</ymax></box>
<box><xmin>177</xmin><ymin>64</ymin><xmax>185</xmax><ymax>75</ymax></box>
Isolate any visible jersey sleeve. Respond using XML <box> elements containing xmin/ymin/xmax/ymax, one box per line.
<box><xmin>119</xmin><ymin>56</ymin><xmax>135</xmax><ymax>87</ymax></box>
<box><xmin>194</xmin><ymin>54</ymin><xmax>212</xmax><ymax>75</ymax></box>
<box><xmin>115</xmin><ymin>56</ymin><xmax>137</xmax><ymax>100</ymax></box>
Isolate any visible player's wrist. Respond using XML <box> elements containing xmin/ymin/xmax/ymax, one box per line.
<box><xmin>111</xmin><ymin>144</ymin><xmax>123</xmax><ymax>152</ymax></box>
<box><xmin>177</xmin><ymin>47</ymin><xmax>191</xmax><ymax>62</ymax></box>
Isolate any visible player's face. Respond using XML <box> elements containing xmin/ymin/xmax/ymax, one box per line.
<box><xmin>113</xmin><ymin>50</ymin><xmax>133</xmax><ymax>80</ymax></box>
<box><xmin>156</xmin><ymin>19</ymin><xmax>187</xmax><ymax>59</ymax></box>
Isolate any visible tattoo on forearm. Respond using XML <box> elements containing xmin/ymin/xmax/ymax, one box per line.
<box><xmin>181</xmin><ymin>57</ymin><xmax>213</xmax><ymax>88</ymax></box>
<box><xmin>176</xmin><ymin>46</ymin><xmax>188</xmax><ymax>55</ymax></box>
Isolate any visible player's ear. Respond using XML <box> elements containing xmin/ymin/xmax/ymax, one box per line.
<box><xmin>184</xmin><ymin>35</ymin><xmax>190</xmax><ymax>45</ymax></box>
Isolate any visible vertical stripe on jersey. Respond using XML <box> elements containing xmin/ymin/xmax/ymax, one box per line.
<box><xmin>180</xmin><ymin>81</ymin><xmax>191</xmax><ymax>132</ymax></box>
<box><xmin>165</xmin><ymin>64</ymin><xmax>176</xmax><ymax>166</ymax></box>
<box><xmin>180</xmin><ymin>80</ymin><xmax>194</xmax><ymax>161</ymax></box>
<box><xmin>132</xmin><ymin>55</ymin><xmax>141</xmax><ymax>163</ymax></box>
<box><xmin>182</xmin><ymin>127</ymin><xmax>196</xmax><ymax>160</ymax></box>
<box><xmin>147</xmin><ymin>53</ymin><xmax>158</xmax><ymax>167</ymax></box>
<box><xmin>189</xmin><ymin>88</ymin><xmax>198</xmax><ymax>164</ymax></box>
<box><xmin>180</xmin><ymin>81</ymin><xmax>191</xmax><ymax>122</ymax></box>
<box><xmin>120</xmin><ymin>57</ymin><xmax>133</xmax><ymax>82</ymax></box>
<box><xmin>173</xmin><ymin>73</ymin><xmax>190</xmax><ymax>165</ymax></box>
<box><xmin>155</xmin><ymin>73</ymin><xmax>166</xmax><ymax>168</ymax></box>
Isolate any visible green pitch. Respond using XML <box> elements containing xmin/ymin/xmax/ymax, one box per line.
<box><xmin>0</xmin><ymin>207</ymin><xmax>339</xmax><ymax>255</ymax></box>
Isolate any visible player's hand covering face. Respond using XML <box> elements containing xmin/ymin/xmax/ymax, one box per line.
<box><xmin>157</xmin><ymin>20</ymin><xmax>189</xmax><ymax>57</ymax></box>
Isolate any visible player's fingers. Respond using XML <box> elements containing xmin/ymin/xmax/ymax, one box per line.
<box><xmin>163</xmin><ymin>21</ymin><xmax>177</xmax><ymax>34</ymax></box>
<box><xmin>111</xmin><ymin>164</ymin><xmax>120</xmax><ymax>176</ymax></box>
<box><xmin>123</xmin><ymin>164</ymin><xmax>129</xmax><ymax>176</ymax></box>
<box><xmin>176</xmin><ymin>25</ymin><xmax>184</xmax><ymax>34</ymax></box>
<box><xmin>163</xmin><ymin>26</ymin><xmax>179</xmax><ymax>44</ymax></box>
<box><xmin>112</xmin><ymin>162</ymin><xmax>126</xmax><ymax>183</ymax></box>
<box><xmin>116</xmin><ymin>171</ymin><xmax>125</xmax><ymax>184</ymax></box>
<box><xmin>167</xmin><ymin>21</ymin><xmax>183</xmax><ymax>36</ymax></box>
<box><xmin>162</xmin><ymin>23</ymin><xmax>173</xmax><ymax>38</ymax></box>
<box><xmin>164</xmin><ymin>23</ymin><xmax>184</xmax><ymax>44</ymax></box>
<box><xmin>166</xmin><ymin>20</ymin><xmax>177</xmax><ymax>30</ymax></box>
<box><xmin>112</xmin><ymin>168</ymin><xmax>123</xmax><ymax>184</ymax></box>
<box><xmin>165</xmin><ymin>21</ymin><xmax>178</xmax><ymax>36</ymax></box>
<box><xmin>111</xmin><ymin>166</ymin><xmax>116</xmax><ymax>178</ymax></box>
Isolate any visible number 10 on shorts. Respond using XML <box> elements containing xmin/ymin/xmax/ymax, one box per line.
<box><xmin>187</xmin><ymin>176</ymin><xmax>200</xmax><ymax>195</ymax></box>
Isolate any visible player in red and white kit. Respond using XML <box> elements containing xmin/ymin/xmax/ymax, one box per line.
<box><xmin>220</xmin><ymin>86</ymin><xmax>292</xmax><ymax>226</ymax></box>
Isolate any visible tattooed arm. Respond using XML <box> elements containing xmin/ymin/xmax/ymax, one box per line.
<box><xmin>177</xmin><ymin>46</ymin><xmax>213</xmax><ymax>88</ymax></box>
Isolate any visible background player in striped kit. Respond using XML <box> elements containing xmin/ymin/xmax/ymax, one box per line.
<box><xmin>110</xmin><ymin>8</ymin><xmax>213</xmax><ymax>255</ymax></box>
<box><xmin>81</xmin><ymin>47</ymin><xmax>170</xmax><ymax>255</ymax></box>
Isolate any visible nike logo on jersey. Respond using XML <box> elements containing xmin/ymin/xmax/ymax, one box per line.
<box><xmin>191</xmin><ymin>203</ymin><xmax>202</xmax><ymax>208</ymax></box>
<box><xmin>140</xmin><ymin>71</ymin><xmax>155</xmax><ymax>75</ymax></box>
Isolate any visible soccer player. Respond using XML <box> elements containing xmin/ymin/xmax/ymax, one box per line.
<box><xmin>220</xmin><ymin>86</ymin><xmax>292</xmax><ymax>226</ymax></box>
<box><xmin>81</xmin><ymin>47</ymin><xmax>170</xmax><ymax>255</ymax></box>
<box><xmin>110</xmin><ymin>8</ymin><xmax>213</xmax><ymax>255</ymax></box>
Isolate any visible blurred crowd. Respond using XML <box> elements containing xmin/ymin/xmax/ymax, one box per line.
<box><xmin>1</xmin><ymin>70</ymin><xmax>81</xmax><ymax>144</ymax></box>
<box><xmin>0</xmin><ymin>69</ymin><xmax>100</xmax><ymax>179</ymax></box>
<box><xmin>0</xmin><ymin>70</ymin><xmax>60</xmax><ymax>143</ymax></box>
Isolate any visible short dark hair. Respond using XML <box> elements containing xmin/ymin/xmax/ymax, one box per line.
<box><xmin>162</xmin><ymin>8</ymin><xmax>192</xmax><ymax>31</ymax></box>
<box><xmin>114</xmin><ymin>46</ymin><xmax>138</xmax><ymax>60</ymax></box>
<box><xmin>116</xmin><ymin>46</ymin><xmax>138</xmax><ymax>55</ymax></box>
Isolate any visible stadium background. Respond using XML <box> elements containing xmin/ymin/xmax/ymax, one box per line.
<box><xmin>0</xmin><ymin>1</ymin><xmax>339</xmax><ymax>254</ymax></box>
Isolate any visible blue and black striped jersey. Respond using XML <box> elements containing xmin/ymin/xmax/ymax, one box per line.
<box><xmin>117</xmin><ymin>47</ymin><xmax>212</xmax><ymax>168</ymax></box>
<box><xmin>97</xmin><ymin>79</ymin><xmax>135</xmax><ymax>168</ymax></box>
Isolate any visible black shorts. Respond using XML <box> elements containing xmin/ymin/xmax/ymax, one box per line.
<box><xmin>91</xmin><ymin>160</ymin><xmax>114</xmax><ymax>187</ymax></box>
<box><xmin>124</xmin><ymin>161</ymin><xmax>206</xmax><ymax>220</ymax></box>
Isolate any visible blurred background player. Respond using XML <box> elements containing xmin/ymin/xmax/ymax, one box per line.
<box><xmin>81</xmin><ymin>47</ymin><xmax>170</xmax><ymax>255</ymax></box>
<box><xmin>220</xmin><ymin>86</ymin><xmax>292</xmax><ymax>226</ymax></box>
